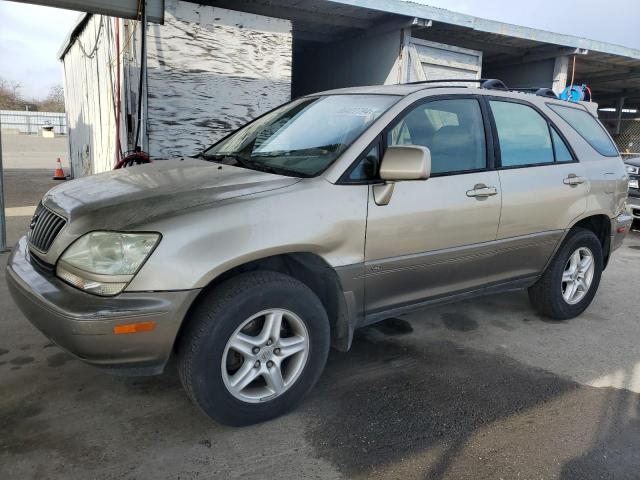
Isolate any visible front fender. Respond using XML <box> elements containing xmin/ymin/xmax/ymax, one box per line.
<box><xmin>126</xmin><ymin>179</ymin><xmax>368</xmax><ymax>291</ymax></box>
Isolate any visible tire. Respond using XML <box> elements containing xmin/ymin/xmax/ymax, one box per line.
<box><xmin>177</xmin><ymin>271</ymin><xmax>330</xmax><ymax>426</ymax></box>
<box><xmin>528</xmin><ymin>227</ymin><xmax>603</xmax><ymax>320</ymax></box>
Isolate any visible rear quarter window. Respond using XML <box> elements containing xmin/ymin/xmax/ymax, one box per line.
<box><xmin>548</xmin><ymin>104</ymin><xmax>619</xmax><ymax>157</ymax></box>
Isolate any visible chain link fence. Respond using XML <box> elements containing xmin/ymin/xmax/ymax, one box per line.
<box><xmin>0</xmin><ymin>110</ymin><xmax>67</xmax><ymax>135</ymax></box>
<box><xmin>613</xmin><ymin>119</ymin><xmax>640</xmax><ymax>155</ymax></box>
<box><xmin>600</xmin><ymin>117</ymin><xmax>640</xmax><ymax>155</ymax></box>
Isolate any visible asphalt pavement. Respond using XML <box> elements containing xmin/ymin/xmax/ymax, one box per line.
<box><xmin>2</xmin><ymin>168</ymin><xmax>640</xmax><ymax>479</ymax></box>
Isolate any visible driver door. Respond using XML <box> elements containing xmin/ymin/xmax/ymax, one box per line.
<box><xmin>363</xmin><ymin>97</ymin><xmax>502</xmax><ymax>317</ymax></box>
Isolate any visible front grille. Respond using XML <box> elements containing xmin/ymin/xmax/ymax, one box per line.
<box><xmin>28</xmin><ymin>203</ymin><xmax>67</xmax><ymax>252</ymax></box>
<box><xmin>28</xmin><ymin>249</ymin><xmax>56</xmax><ymax>275</ymax></box>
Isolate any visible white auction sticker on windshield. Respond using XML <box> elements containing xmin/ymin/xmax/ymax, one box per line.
<box><xmin>336</xmin><ymin>107</ymin><xmax>379</xmax><ymax>117</ymax></box>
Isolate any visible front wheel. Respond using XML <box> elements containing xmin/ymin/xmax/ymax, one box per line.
<box><xmin>177</xmin><ymin>271</ymin><xmax>330</xmax><ymax>425</ymax></box>
<box><xmin>528</xmin><ymin>228</ymin><xmax>603</xmax><ymax>320</ymax></box>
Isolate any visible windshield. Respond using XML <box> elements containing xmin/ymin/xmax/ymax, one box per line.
<box><xmin>202</xmin><ymin>94</ymin><xmax>398</xmax><ymax>177</ymax></box>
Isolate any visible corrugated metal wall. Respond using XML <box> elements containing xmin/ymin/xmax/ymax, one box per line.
<box><xmin>145</xmin><ymin>0</ymin><xmax>292</xmax><ymax>158</ymax></box>
<box><xmin>61</xmin><ymin>1</ymin><xmax>291</xmax><ymax>176</ymax></box>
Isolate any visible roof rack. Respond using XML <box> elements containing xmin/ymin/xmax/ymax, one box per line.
<box><xmin>406</xmin><ymin>78</ymin><xmax>558</xmax><ymax>99</ymax></box>
<box><xmin>406</xmin><ymin>78</ymin><xmax>491</xmax><ymax>86</ymax></box>
<box><xmin>509</xmin><ymin>87</ymin><xmax>558</xmax><ymax>99</ymax></box>
<box><xmin>481</xmin><ymin>79</ymin><xmax>508</xmax><ymax>90</ymax></box>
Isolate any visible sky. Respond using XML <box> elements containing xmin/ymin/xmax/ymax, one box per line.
<box><xmin>0</xmin><ymin>2</ymin><xmax>79</xmax><ymax>99</ymax></box>
<box><xmin>0</xmin><ymin>0</ymin><xmax>638</xmax><ymax>100</ymax></box>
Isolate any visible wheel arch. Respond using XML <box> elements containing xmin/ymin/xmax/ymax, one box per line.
<box><xmin>568</xmin><ymin>213</ymin><xmax>612</xmax><ymax>268</ymax></box>
<box><xmin>174</xmin><ymin>252</ymin><xmax>355</xmax><ymax>355</ymax></box>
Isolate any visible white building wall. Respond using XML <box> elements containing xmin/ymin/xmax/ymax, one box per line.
<box><xmin>145</xmin><ymin>0</ymin><xmax>292</xmax><ymax>158</ymax></box>
<box><xmin>62</xmin><ymin>15</ymin><xmax>124</xmax><ymax>176</ymax></box>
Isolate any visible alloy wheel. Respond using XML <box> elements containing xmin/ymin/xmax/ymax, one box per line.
<box><xmin>221</xmin><ymin>309</ymin><xmax>309</xmax><ymax>403</ymax></box>
<box><xmin>561</xmin><ymin>247</ymin><xmax>595</xmax><ymax>305</ymax></box>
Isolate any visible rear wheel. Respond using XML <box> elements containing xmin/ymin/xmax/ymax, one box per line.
<box><xmin>528</xmin><ymin>228</ymin><xmax>603</xmax><ymax>320</ymax></box>
<box><xmin>177</xmin><ymin>271</ymin><xmax>330</xmax><ymax>425</ymax></box>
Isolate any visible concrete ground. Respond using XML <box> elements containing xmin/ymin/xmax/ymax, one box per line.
<box><xmin>2</xmin><ymin>170</ymin><xmax>59</xmax><ymax>247</ymax></box>
<box><xmin>1</xmin><ymin>134</ymin><xmax>69</xmax><ymax>246</ymax></box>
<box><xmin>1</xmin><ymin>134</ymin><xmax>69</xmax><ymax>169</ymax></box>
<box><xmin>2</xmin><ymin>169</ymin><xmax>640</xmax><ymax>479</ymax></box>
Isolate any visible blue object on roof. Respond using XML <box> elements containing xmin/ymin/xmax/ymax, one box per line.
<box><xmin>560</xmin><ymin>85</ymin><xmax>587</xmax><ymax>102</ymax></box>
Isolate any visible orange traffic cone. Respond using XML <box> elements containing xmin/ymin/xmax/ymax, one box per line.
<box><xmin>53</xmin><ymin>157</ymin><xmax>66</xmax><ymax>180</ymax></box>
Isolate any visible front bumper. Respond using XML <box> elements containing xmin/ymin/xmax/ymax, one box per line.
<box><xmin>6</xmin><ymin>237</ymin><xmax>200</xmax><ymax>375</ymax></box>
<box><xmin>627</xmin><ymin>195</ymin><xmax>640</xmax><ymax>220</ymax></box>
<box><xmin>611</xmin><ymin>211</ymin><xmax>633</xmax><ymax>253</ymax></box>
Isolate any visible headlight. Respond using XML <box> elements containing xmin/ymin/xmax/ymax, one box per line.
<box><xmin>626</xmin><ymin>164</ymin><xmax>639</xmax><ymax>175</ymax></box>
<box><xmin>56</xmin><ymin>231</ymin><xmax>160</xmax><ymax>296</ymax></box>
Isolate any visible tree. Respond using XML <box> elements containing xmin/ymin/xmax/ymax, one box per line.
<box><xmin>0</xmin><ymin>77</ymin><xmax>65</xmax><ymax>112</ymax></box>
<box><xmin>39</xmin><ymin>85</ymin><xmax>65</xmax><ymax>112</ymax></box>
<box><xmin>0</xmin><ymin>78</ymin><xmax>24</xmax><ymax>110</ymax></box>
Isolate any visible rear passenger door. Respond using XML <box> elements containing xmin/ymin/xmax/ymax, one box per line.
<box><xmin>488</xmin><ymin>98</ymin><xmax>587</xmax><ymax>278</ymax></box>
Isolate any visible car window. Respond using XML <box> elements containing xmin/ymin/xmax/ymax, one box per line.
<box><xmin>548</xmin><ymin>104</ymin><xmax>619</xmax><ymax>157</ymax></box>
<box><xmin>348</xmin><ymin>144</ymin><xmax>380</xmax><ymax>181</ymax></box>
<box><xmin>490</xmin><ymin>101</ymin><xmax>554</xmax><ymax>167</ymax></box>
<box><xmin>551</xmin><ymin>128</ymin><xmax>573</xmax><ymax>163</ymax></box>
<box><xmin>387</xmin><ymin>98</ymin><xmax>486</xmax><ymax>175</ymax></box>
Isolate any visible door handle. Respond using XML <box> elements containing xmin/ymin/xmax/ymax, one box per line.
<box><xmin>563</xmin><ymin>174</ymin><xmax>585</xmax><ymax>186</ymax></box>
<box><xmin>466</xmin><ymin>184</ymin><xmax>498</xmax><ymax>198</ymax></box>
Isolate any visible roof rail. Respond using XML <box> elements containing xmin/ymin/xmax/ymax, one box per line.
<box><xmin>507</xmin><ymin>86</ymin><xmax>558</xmax><ymax>99</ymax></box>
<box><xmin>404</xmin><ymin>78</ymin><xmax>558</xmax><ymax>99</ymax></box>
<box><xmin>405</xmin><ymin>78</ymin><xmax>488</xmax><ymax>85</ymax></box>
<box><xmin>406</xmin><ymin>78</ymin><xmax>509</xmax><ymax>91</ymax></box>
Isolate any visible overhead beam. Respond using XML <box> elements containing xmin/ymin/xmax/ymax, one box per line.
<box><xmin>208</xmin><ymin>0</ymin><xmax>374</xmax><ymax>29</ymax></box>
<box><xmin>10</xmin><ymin>0</ymin><xmax>164</xmax><ymax>23</ymax></box>
<box><xmin>586</xmin><ymin>68</ymin><xmax>640</xmax><ymax>84</ymax></box>
<box><xmin>293</xmin><ymin>29</ymin><xmax>337</xmax><ymax>43</ymax></box>
<box><xmin>344</xmin><ymin>16</ymin><xmax>430</xmax><ymax>42</ymax></box>
<box><xmin>426</xmin><ymin>33</ymin><xmax>523</xmax><ymax>56</ymax></box>
<box><xmin>487</xmin><ymin>47</ymin><xmax>588</xmax><ymax>68</ymax></box>
<box><xmin>593</xmin><ymin>89</ymin><xmax>640</xmax><ymax>100</ymax></box>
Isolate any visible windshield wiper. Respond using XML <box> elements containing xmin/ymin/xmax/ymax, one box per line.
<box><xmin>199</xmin><ymin>153</ymin><xmax>308</xmax><ymax>177</ymax></box>
<box><xmin>200</xmin><ymin>153</ymin><xmax>257</xmax><ymax>170</ymax></box>
<box><xmin>240</xmin><ymin>157</ymin><xmax>310</xmax><ymax>177</ymax></box>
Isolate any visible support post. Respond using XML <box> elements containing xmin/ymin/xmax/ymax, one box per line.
<box><xmin>615</xmin><ymin>97</ymin><xmax>625</xmax><ymax>135</ymax></box>
<box><xmin>552</xmin><ymin>55</ymin><xmax>569</xmax><ymax>95</ymax></box>
<box><xmin>0</xmin><ymin>116</ymin><xmax>7</xmax><ymax>252</ymax></box>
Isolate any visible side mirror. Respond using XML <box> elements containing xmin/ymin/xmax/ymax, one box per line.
<box><xmin>380</xmin><ymin>145</ymin><xmax>431</xmax><ymax>181</ymax></box>
<box><xmin>374</xmin><ymin>145</ymin><xmax>431</xmax><ymax>205</ymax></box>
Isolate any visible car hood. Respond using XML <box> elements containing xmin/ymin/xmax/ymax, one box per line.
<box><xmin>41</xmin><ymin>158</ymin><xmax>300</xmax><ymax>229</ymax></box>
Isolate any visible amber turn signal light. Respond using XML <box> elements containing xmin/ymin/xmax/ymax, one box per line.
<box><xmin>113</xmin><ymin>321</ymin><xmax>156</xmax><ymax>335</ymax></box>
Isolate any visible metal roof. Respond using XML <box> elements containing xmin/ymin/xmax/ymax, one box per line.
<box><xmin>56</xmin><ymin>0</ymin><xmax>640</xmax><ymax>107</ymax></box>
<box><xmin>329</xmin><ymin>0</ymin><xmax>640</xmax><ymax>60</ymax></box>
